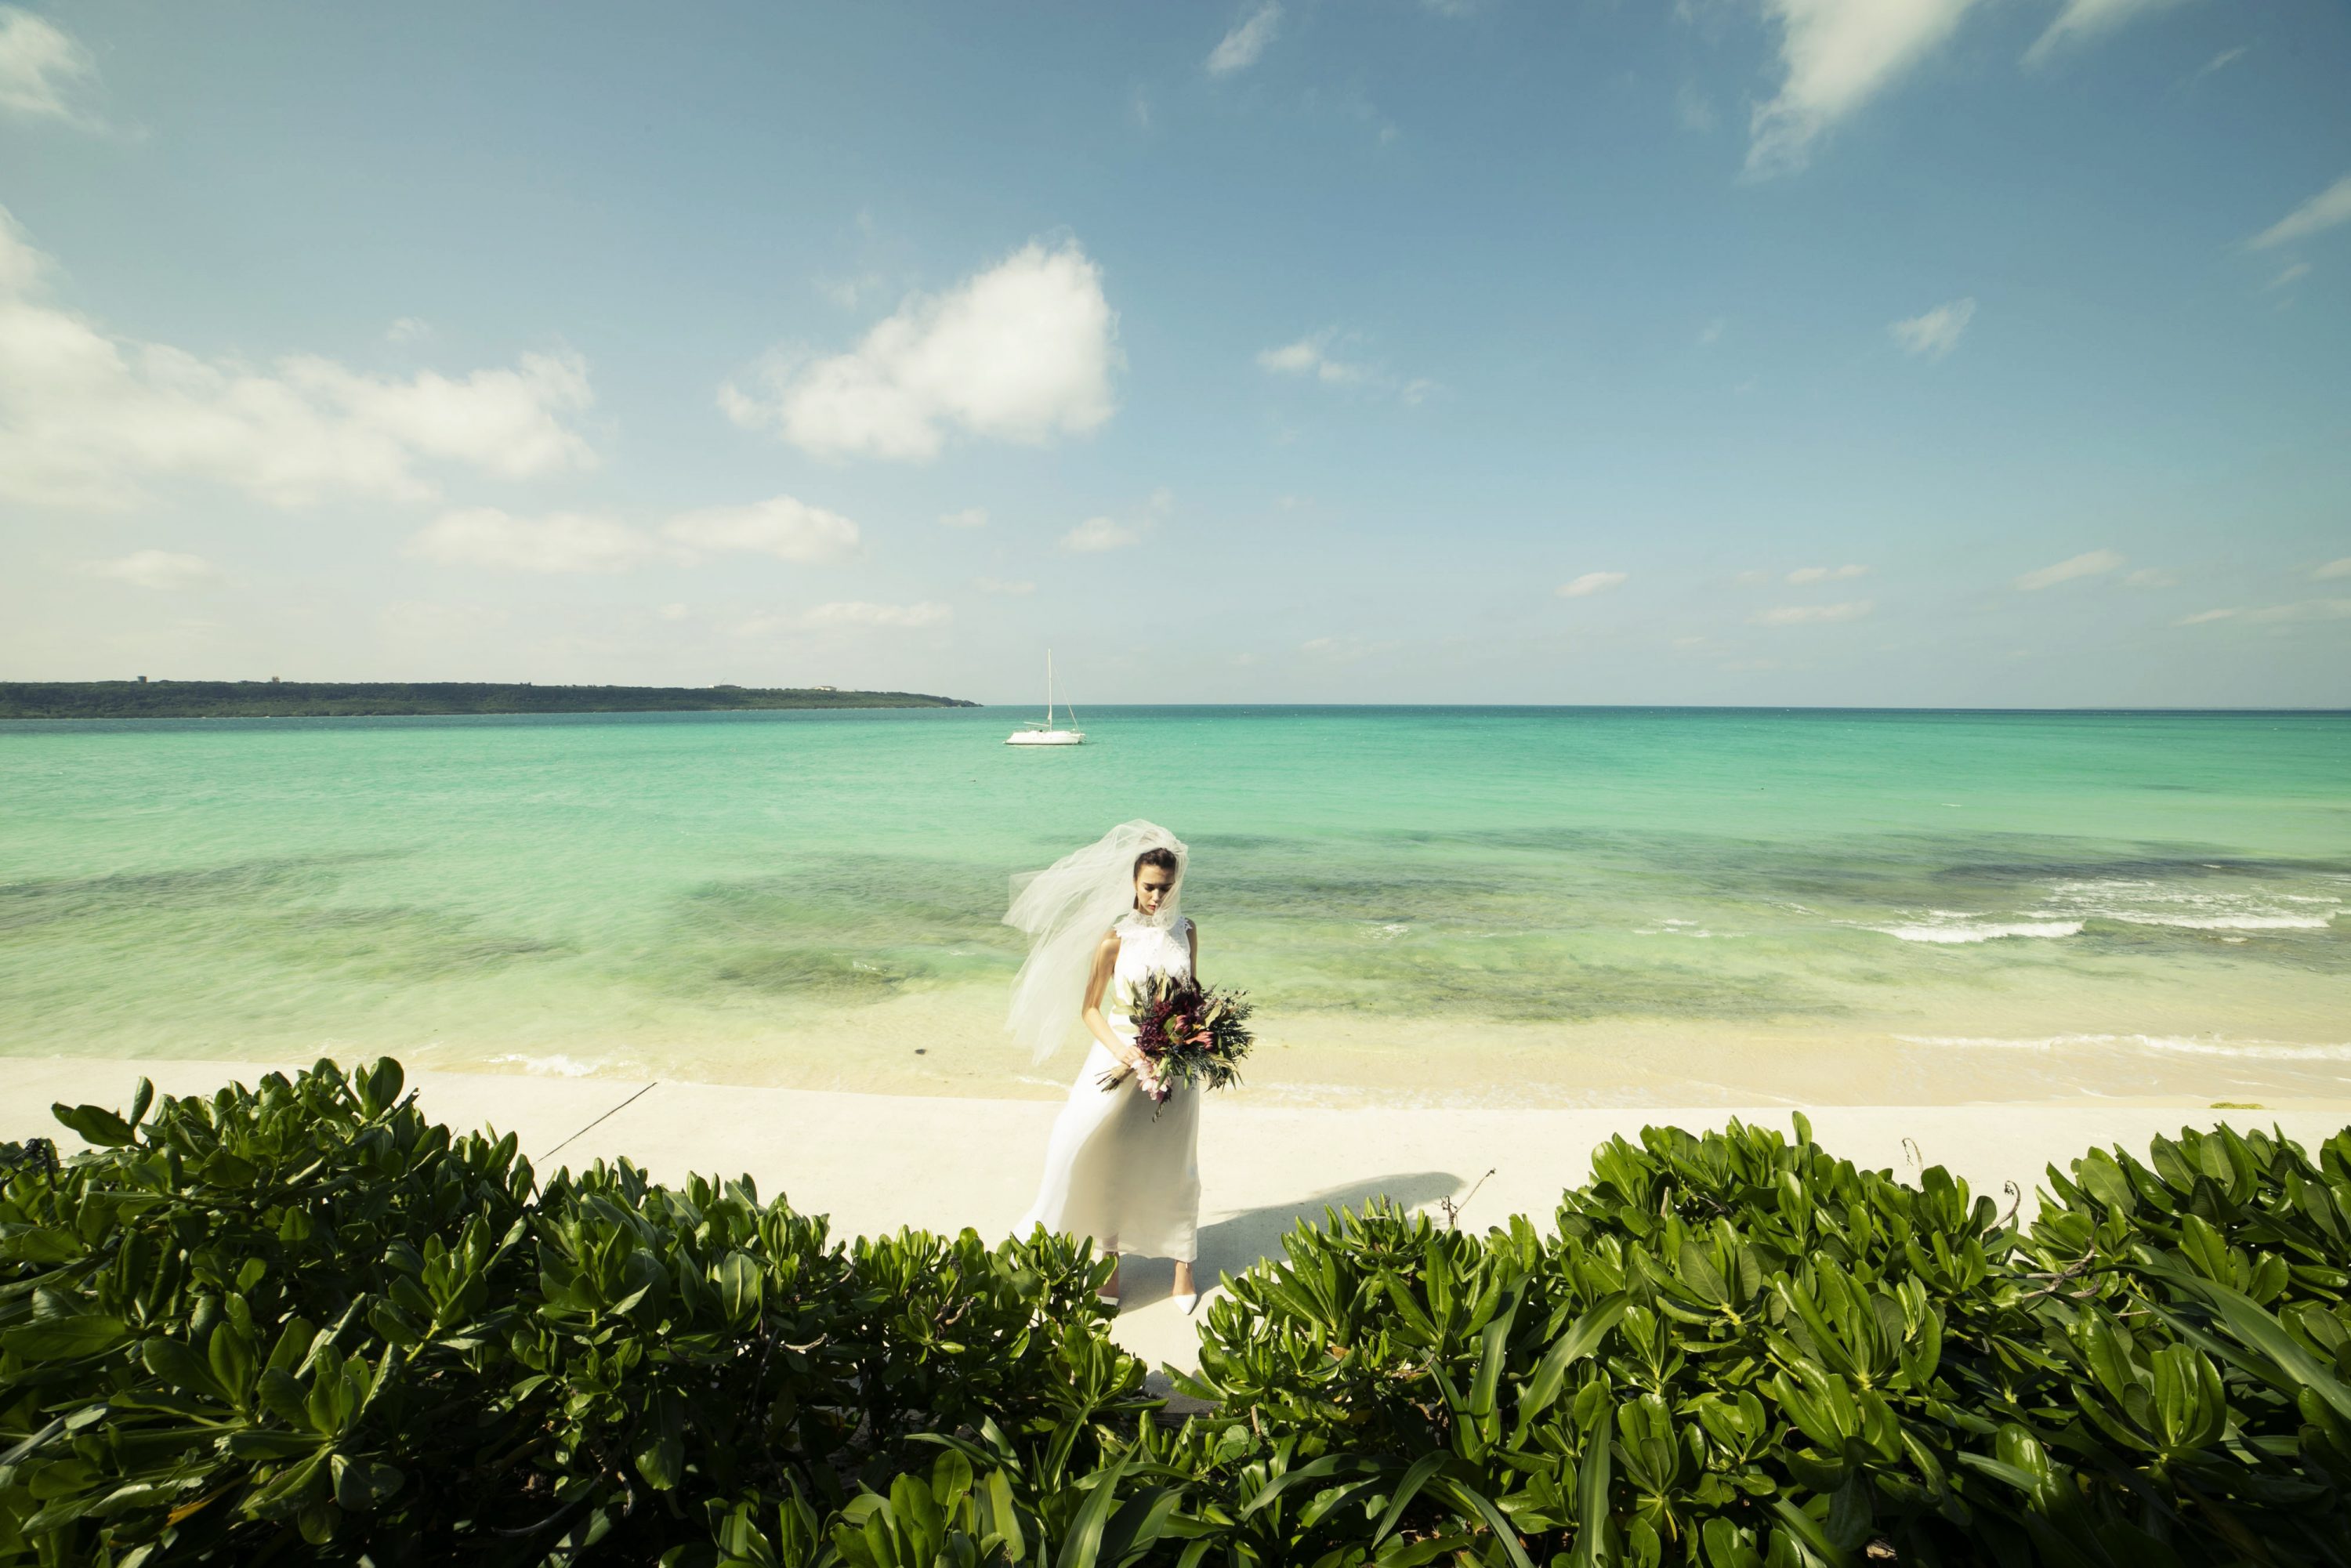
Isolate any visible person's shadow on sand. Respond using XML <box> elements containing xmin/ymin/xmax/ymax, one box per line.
<box><xmin>1114</xmin><ymin>1171</ymin><xmax>1466</xmax><ymax>1309</ymax></box>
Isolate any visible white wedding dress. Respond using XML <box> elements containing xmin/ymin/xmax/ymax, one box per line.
<box><xmin>1015</xmin><ymin>910</ymin><xmax>1202</xmax><ymax>1262</ymax></box>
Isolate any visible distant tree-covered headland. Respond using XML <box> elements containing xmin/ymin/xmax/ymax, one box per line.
<box><xmin>0</xmin><ymin>680</ymin><xmax>979</xmax><ymax>719</ymax></box>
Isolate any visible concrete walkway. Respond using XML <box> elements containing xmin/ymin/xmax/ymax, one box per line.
<box><xmin>7</xmin><ymin>1056</ymin><xmax>2345</xmax><ymax>1375</ymax></box>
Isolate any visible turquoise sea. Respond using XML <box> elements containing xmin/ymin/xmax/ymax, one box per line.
<box><xmin>3</xmin><ymin>707</ymin><xmax>2347</xmax><ymax>1106</ymax></box>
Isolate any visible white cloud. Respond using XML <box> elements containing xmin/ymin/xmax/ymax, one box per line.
<box><xmin>1208</xmin><ymin>2</ymin><xmax>1281</xmax><ymax>75</ymax></box>
<box><xmin>407</xmin><ymin>509</ymin><xmax>656</xmax><ymax>574</ymax></box>
<box><xmin>657</xmin><ymin>603</ymin><xmax>689</xmax><ymax>621</ymax></box>
<box><xmin>2248</xmin><ymin>174</ymin><xmax>2351</xmax><ymax>252</ymax></box>
<box><xmin>1676</xmin><ymin>81</ymin><xmax>1717</xmax><ymax>132</ymax></box>
<box><xmin>939</xmin><ymin>506</ymin><xmax>988</xmax><ymax>529</ymax></box>
<box><xmin>1786</xmin><ymin>563</ymin><xmax>1867</xmax><ymax>583</ymax></box>
<box><xmin>82</xmin><ymin>550</ymin><xmax>223</xmax><ymax>589</ymax></box>
<box><xmin>665</xmin><ymin>495</ymin><xmax>860</xmax><ymax>562</ymax></box>
<box><xmin>1256</xmin><ymin>331</ymin><xmax>1435</xmax><ymax>404</ymax></box>
<box><xmin>2269</xmin><ymin>262</ymin><xmax>2312</xmax><ymax>290</ymax></box>
<box><xmin>1889</xmin><ymin>297</ymin><xmax>1976</xmax><ymax>360</ymax></box>
<box><xmin>1697</xmin><ymin>317</ymin><xmax>1727</xmax><ymax>347</ymax></box>
<box><xmin>0</xmin><ymin>5</ymin><xmax>101</xmax><ymax>126</ymax></box>
<box><xmin>1557</xmin><ymin>571</ymin><xmax>1629</xmax><ymax>598</ymax></box>
<box><xmin>379</xmin><ymin>600</ymin><xmax>509</xmax><ymax>643</ymax></box>
<box><xmin>1752</xmin><ymin>599</ymin><xmax>1873</xmax><ymax>625</ymax></box>
<box><xmin>2124</xmin><ymin>567</ymin><xmax>2179</xmax><ymax>588</ymax></box>
<box><xmin>2178</xmin><ymin>600</ymin><xmax>2351</xmax><ymax>626</ymax></box>
<box><xmin>802</xmin><ymin>600</ymin><xmax>952</xmax><ymax>628</ymax></box>
<box><xmin>720</xmin><ymin>240</ymin><xmax>1120</xmax><ymax>462</ymax></box>
<box><xmin>1747</xmin><ymin>0</ymin><xmax>1979</xmax><ymax>177</ymax></box>
<box><xmin>2192</xmin><ymin>44</ymin><xmax>2250</xmax><ymax>81</ymax></box>
<box><xmin>0</xmin><ymin>206</ymin><xmax>596</xmax><ymax>509</ymax></box>
<box><xmin>2026</xmin><ymin>0</ymin><xmax>2186</xmax><ymax>66</ymax></box>
<box><xmin>814</xmin><ymin>272</ymin><xmax>886</xmax><ymax>310</ymax></box>
<box><xmin>975</xmin><ymin>576</ymin><xmax>1036</xmax><ymax>596</ymax></box>
<box><xmin>1063</xmin><ymin>516</ymin><xmax>1146</xmax><ymax>553</ymax></box>
<box><xmin>2015</xmin><ymin>549</ymin><xmax>2124</xmax><ymax>590</ymax></box>
<box><xmin>2313</xmin><ymin>557</ymin><xmax>2351</xmax><ymax>581</ymax></box>
<box><xmin>385</xmin><ymin>317</ymin><xmax>432</xmax><ymax>344</ymax></box>
<box><xmin>1061</xmin><ymin>487</ymin><xmax>1170</xmax><ymax>553</ymax></box>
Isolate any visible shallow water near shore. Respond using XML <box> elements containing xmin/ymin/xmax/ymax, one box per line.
<box><xmin>3</xmin><ymin>706</ymin><xmax>2347</xmax><ymax>1106</ymax></box>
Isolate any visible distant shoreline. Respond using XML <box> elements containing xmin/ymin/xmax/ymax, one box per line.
<box><xmin>0</xmin><ymin>681</ymin><xmax>978</xmax><ymax>719</ymax></box>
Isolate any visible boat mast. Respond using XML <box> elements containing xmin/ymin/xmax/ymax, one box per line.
<box><xmin>1045</xmin><ymin>650</ymin><xmax>1055</xmax><ymax>728</ymax></box>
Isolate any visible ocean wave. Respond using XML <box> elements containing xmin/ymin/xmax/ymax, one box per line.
<box><xmin>2035</xmin><ymin>878</ymin><xmax>2341</xmax><ymax>932</ymax></box>
<box><xmin>1872</xmin><ymin>920</ymin><xmax>2083</xmax><ymax>944</ymax></box>
<box><xmin>2096</xmin><ymin>912</ymin><xmax>2336</xmax><ymax>931</ymax></box>
<box><xmin>1896</xmin><ymin>1033</ymin><xmax>2351</xmax><ymax>1063</ymax></box>
<box><xmin>487</xmin><ymin>1052</ymin><xmax>608</xmax><ymax>1077</ymax></box>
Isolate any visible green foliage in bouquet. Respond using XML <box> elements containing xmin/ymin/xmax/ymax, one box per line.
<box><xmin>1</xmin><ymin>1061</ymin><xmax>1147</xmax><ymax>1565</ymax></box>
<box><xmin>1128</xmin><ymin>972</ymin><xmax>1255</xmax><ymax>1099</ymax></box>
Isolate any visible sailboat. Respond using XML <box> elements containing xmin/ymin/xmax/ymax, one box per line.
<box><xmin>1005</xmin><ymin>651</ymin><xmax>1085</xmax><ymax>746</ymax></box>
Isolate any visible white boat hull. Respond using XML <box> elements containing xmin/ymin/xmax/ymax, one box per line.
<box><xmin>1006</xmin><ymin>729</ymin><xmax>1085</xmax><ymax>746</ymax></box>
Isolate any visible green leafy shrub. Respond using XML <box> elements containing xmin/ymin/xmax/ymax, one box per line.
<box><xmin>6</xmin><ymin>1064</ymin><xmax>2346</xmax><ymax>1566</ymax></box>
<box><xmin>1177</xmin><ymin>1114</ymin><xmax>2351</xmax><ymax>1566</ymax></box>
<box><xmin>1</xmin><ymin>1061</ymin><xmax>1141</xmax><ymax>1564</ymax></box>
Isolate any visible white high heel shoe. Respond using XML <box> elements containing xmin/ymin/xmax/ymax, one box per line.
<box><xmin>1172</xmin><ymin>1292</ymin><xmax>1199</xmax><ymax>1314</ymax></box>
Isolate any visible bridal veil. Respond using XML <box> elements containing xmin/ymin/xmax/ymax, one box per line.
<box><xmin>1004</xmin><ymin>820</ymin><xmax>1187</xmax><ymax>1063</ymax></box>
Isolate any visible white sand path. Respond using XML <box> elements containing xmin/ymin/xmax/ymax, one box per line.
<box><xmin>5</xmin><ymin>1056</ymin><xmax>2346</xmax><ymax>1378</ymax></box>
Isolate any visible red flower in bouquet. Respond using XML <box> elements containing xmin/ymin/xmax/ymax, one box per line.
<box><xmin>1108</xmin><ymin>970</ymin><xmax>1255</xmax><ymax>1117</ymax></box>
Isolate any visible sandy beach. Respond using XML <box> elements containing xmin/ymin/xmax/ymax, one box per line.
<box><xmin>8</xmin><ymin>1054</ymin><xmax>2344</xmax><ymax>1377</ymax></box>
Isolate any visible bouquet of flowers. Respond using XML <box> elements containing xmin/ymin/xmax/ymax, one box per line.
<box><xmin>1099</xmin><ymin>970</ymin><xmax>1255</xmax><ymax>1114</ymax></box>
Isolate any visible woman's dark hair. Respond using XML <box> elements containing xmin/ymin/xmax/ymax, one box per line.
<box><xmin>1132</xmin><ymin>846</ymin><xmax>1179</xmax><ymax>879</ymax></box>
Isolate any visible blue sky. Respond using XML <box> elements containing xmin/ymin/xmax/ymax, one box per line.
<box><xmin>2</xmin><ymin>0</ymin><xmax>2346</xmax><ymax>705</ymax></box>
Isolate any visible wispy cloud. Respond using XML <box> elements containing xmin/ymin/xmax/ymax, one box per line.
<box><xmin>1752</xmin><ymin>600</ymin><xmax>1873</xmax><ymax>625</ymax></box>
<box><xmin>2015</xmin><ymin>549</ymin><xmax>2124</xmax><ymax>590</ymax></box>
<box><xmin>666</xmin><ymin>496</ymin><xmax>862</xmax><ymax>563</ymax></box>
<box><xmin>1256</xmin><ymin>331</ymin><xmax>1435</xmax><ymax>403</ymax></box>
<box><xmin>82</xmin><ymin>550</ymin><xmax>223</xmax><ymax>590</ymax></box>
<box><xmin>2268</xmin><ymin>262</ymin><xmax>2311</xmax><ymax>291</ymax></box>
<box><xmin>1785</xmin><ymin>563</ymin><xmax>1867</xmax><ymax>584</ymax></box>
<box><xmin>0</xmin><ymin>5</ymin><xmax>104</xmax><ymax>128</ymax></box>
<box><xmin>408</xmin><ymin>494</ymin><xmax>860</xmax><ymax>574</ymax></box>
<box><xmin>1063</xmin><ymin>516</ymin><xmax>1145</xmax><ymax>553</ymax></box>
<box><xmin>939</xmin><ymin>507</ymin><xmax>987</xmax><ymax>529</ymax></box>
<box><xmin>720</xmin><ymin>240</ymin><xmax>1121</xmax><ymax>462</ymax></box>
<box><xmin>1675</xmin><ymin>81</ymin><xmax>1716</xmax><ymax>132</ymax></box>
<box><xmin>1697</xmin><ymin>317</ymin><xmax>1727</xmax><ymax>347</ymax></box>
<box><xmin>974</xmin><ymin>576</ymin><xmax>1035</xmax><ymax>596</ymax></box>
<box><xmin>1061</xmin><ymin>487</ymin><xmax>1172</xmax><ymax>554</ymax></box>
<box><xmin>1889</xmin><ymin>298</ymin><xmax>1976</xmax><ymax>360</ymax></box>
<box><xmin>1557</xmin><ymin>571</ymin><xmax>1628</xmax><ymax>599</ymax></box>
<box><xmin>2310</xmin><ymin>557</ymin><xmax>2351</xmax><ymax>581</ymax></box>
<box><xmin>1746</xmin><ymin>0</ymin><xmax>1979</xmax><ymax>177</ymax></box>
<box><xmin>2026</xmin><ymin>0</ymin><xmax>2186</xmax><ymax>67</ymax></box>
<box><xmin>2124</xmin><ymin>567</ymin><xmax>2179</xmax><ymax>588</ymax></box>
<box><xmin>2248</xmin><ymin>173</ymin><xmax>2351</xmax><ymax>251</ymax></box>
<box><xmin>2190</xmin><ymin>43</ymin><xmax>2250</xmax><ymax>82</ymax></box>
<box><xmin>408</xmin><ymin>510</ymin><xmax>657</xmax><ymax>575</ymax></box>
<box><xmin>802</xmin><ymin>601</ymin><xmax>952</xmax><ymax>629</ymax></box>
<box><xmin>2177</xmin><ymin>599</ymin><xmax>2351</xmax><ymax>627</ymax></box>
<box><xmin>1208</xmin><ymin>2</ymin><xmax>1281</xmax><ymax>75</ymax></box>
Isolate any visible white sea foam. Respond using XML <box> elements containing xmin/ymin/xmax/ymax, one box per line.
<box><xmin>487</xmin><ymin>1052</ymin><xmax>607</xmax><ymax>1077</ymax></box>
<box><xmin>2035</xmin><ymin>877</ymin><xmax>2341</xmax><ymax>932</ymax></box>
<box><xmin>1872</xmin><ymin>920</ymin><xmax>2083</xmax><ymax>943</ymax></box>
<box><xmin>1896</xmin><ymin>1033</ymin><xmax>2351</xmax><ymax>1063</ymax></box>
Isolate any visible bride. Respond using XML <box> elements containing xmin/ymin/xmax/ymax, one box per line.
<box><xmin>1009</xmin><ymin>820</ymin><xmax>1202</xmax><ymax>1312</ymax></box>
